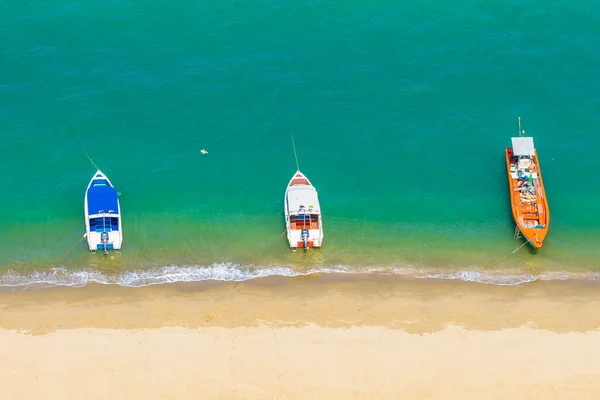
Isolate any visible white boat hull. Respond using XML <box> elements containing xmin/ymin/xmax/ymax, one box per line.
<box><xmin>284</xmin><ymin>171</ymin><xmax>323</xmax><ymax>250</ymax></box>
<box><xmin>84</xmin><ymin>170</ymin><xmax>123</xmax><ymax>252</ymax></box>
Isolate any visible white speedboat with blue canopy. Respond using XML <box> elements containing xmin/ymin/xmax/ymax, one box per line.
<box><xmin>84</xmin><ymin>170</ymin><xmax>122</xmax><ymax>254</ymax></box>
<box><xmin>284</xmin><ymin>170</ymin><xmax>323</xmax><ymax>251</ymax></box>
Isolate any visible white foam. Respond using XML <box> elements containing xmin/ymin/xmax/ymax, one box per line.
<box><xmin>0</xmin><ymin>264</ymin><xmax>353</xmax><ymax>290</ymax></box>
<box><xmin>0</xmin><ymin>263</ymin><xmax>594</xmax><ymax>291</ymax></box>
<box><xmin>420</xmin><ymin>270</ymin><xmax>538</xmax><ymax>285</ymax></box>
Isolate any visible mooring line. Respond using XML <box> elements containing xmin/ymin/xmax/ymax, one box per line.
<box><xmin>251</xmin><ymin>229</ymin><xmax>287</xmax><ymax>266</ymax></box>
<box><xmin>53</xmin><ymin>233</ymin><xmax>87</xmax><ymax>267</ymax></box>
<box><xmin>485</xmin><ymin>239</ymin><xmax>529</xmax><ymax>268</ymax></box>
<box><xmin>76</xmin><ymin>128</ymin><xmax>101</xmax><ymax>171</ymax></box>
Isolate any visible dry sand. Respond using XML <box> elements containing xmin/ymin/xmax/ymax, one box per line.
<box><xmin>1</xmin><ymin>275</ymin><xmax>600</xmax><ymax>399</ymax></box>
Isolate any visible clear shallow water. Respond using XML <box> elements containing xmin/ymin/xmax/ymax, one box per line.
<box><xmin>2</xmin><ymin>0</ymin><xmax>599</xmax><ymax>289</ymax></box>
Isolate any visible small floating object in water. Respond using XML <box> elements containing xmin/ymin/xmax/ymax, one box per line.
<box><xmin>200</xmin><ymin>149</ymin><xmax>208</xmax><ymax>155</ymax></box>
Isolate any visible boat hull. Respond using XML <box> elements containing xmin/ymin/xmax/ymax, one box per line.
<box><xmin>284</xmin><ymin>171</ymin><xmax>323</xmax><ymax>250</ymax></box>
<box><xmin>505</xmin><ymin>148</ymin><xmax>550</xmax><ymax>248</ymax></box>
<box><xmin>84</xmin><ymin>170</ymin><xmax>123</xmax><ymax>252</ymax></box>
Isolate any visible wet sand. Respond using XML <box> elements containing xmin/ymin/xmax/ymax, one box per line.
<box><xmin>1</xmin><ymin>275</ymin><xmax>600</xmax><ymax>399</ymax></box>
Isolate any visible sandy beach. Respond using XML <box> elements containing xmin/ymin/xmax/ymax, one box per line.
<box><xmin>2</xmin><ymin>275</ymin><xmax>600</xmax><ymax>399</ymax></box>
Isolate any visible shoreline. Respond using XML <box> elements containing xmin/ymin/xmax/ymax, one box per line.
<box><xmin>1</xmin><ymin>263</ymin><xmax>600</xmax><ymax>292</ymax></box>
<box><xmin>3</xmin><ymin>227</ymin><xmax>599</xmax><ymax>281</ymax></box>
<box><xmin>2</xmin><ymin>275</ymin><xmax>600</xmax><ymax>398</ymax></box>
<box><xmin>3</xmin><ymin>273</ymin><xmax>600</xmax><ymax>333</ymax></box>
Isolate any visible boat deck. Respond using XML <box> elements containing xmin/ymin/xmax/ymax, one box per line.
<box><xmin>507</xmin><ymin>150</ymin><xmax>546</xmax><ymax>229</ymax></box>
<box><xmin>290</xmin><ymin>214</ymin><xmax>319</xmax><ymax>230</ymax></box>
<box><xmin>289</xmin><ymin>177</ymin><xmax>310</xmax><ymax>186</ymax></box>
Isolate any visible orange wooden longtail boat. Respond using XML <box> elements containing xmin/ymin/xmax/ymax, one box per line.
<box><xmin>505</xmin><ymin>118</ymin><xmax>550</xmax><ymax>248</ymax></box>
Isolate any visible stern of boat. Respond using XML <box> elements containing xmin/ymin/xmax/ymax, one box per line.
<box><xmin>286</xmin><ymin>228</ymin><xmax>323</xmax><ymax>250</ymax></box>
<box><xmin>85</xmin><ymin>213</ymin><xmax>123</xmax><ymax>253</ymax></box>
<box><xmin>286</xmin><ymin>213</ymin><xmax>323</xmax><ymax>251</ymax></box>
<box><xmin>518</xmin><ymin>226</ymin><xmax>547</xmax><ymax>249</ymax></box>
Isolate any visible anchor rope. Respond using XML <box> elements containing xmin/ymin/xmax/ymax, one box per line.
<box><xmin>251</xmin><ymin>229</ymin><xmax>287</xmax><ymax>266</ymax></box>
<box><xmin>0</xmin><ymin>235</ymin><xmax>88</xmax><ymax>313</ymax></box>
<box><xmin>485</xmin><ymin>239</ymin><xmax>529</xmax><ymax>268</ymax></box>
<box><xmin>291</xmin><ymin>135</ymin><xmax>300</xmax><ymax>171</ymax></box>
<box><xmin>76</xmin><ymin>128</ymin><xmax>101</xmax><ymax>171</ymax></box>
<box><xmin>233</xmin><ymin>229</ymin><xmax>287</xmax><ymax>288</ymax></box>
<box><xmin>53</xmin><ymin>233</ymin><xmax>87</xmax><ymax>266</ymax></box>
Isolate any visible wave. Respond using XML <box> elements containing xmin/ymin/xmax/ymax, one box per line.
<box><xmin>0</xmin><ymin>263</ymin><xmax>597</xmax><ymax>291</ymax></box>
<box><xmin>0</xmin><ymin>264</ymin><xmax>352</xmax><ymax>290</ymax></box>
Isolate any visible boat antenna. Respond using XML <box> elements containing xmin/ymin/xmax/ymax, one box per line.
<box><xmin>76</xmin><ymin>128</ymin><xmax>101</xmax><ymax>171</ymax></box>
<box><xmin>517</xmin><ymin>117</ymin><xmax>525</xmax><ymax>137</ymax></box>
<box><xmin>291</xmin><ymin>135</ymin><xmax>300</xmax><ymax>171</ymax></box>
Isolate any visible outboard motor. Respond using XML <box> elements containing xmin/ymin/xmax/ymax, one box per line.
<box><xmin>101</xmin><ymin>231</ymin><xmax>109</xmax><ymax>255</ymax></box>
<box><xmin>301</xmin><ymin>229</ymin><xmax>309</xmax><ymax>251</ymax></box>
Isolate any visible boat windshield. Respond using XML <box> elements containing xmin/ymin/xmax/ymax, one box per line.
<box><xmin>90</xmin><ymin>217</ymin><xmax>119</xmax><ymax>232</ymax></box>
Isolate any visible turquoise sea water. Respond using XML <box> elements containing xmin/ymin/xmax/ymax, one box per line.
<box><xmin>2</xmin><ymin>0</ymin><xmax>599</xmax><ymax>288</ymax></box>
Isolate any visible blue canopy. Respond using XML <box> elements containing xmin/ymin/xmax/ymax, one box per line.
<box><xmin>87</xmin><ymin>179</ymin><xmax>119</xmax><ymax>215</ymax></box>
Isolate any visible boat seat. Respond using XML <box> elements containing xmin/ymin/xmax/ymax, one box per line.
<box><xmin>523</xmin><ymin>215</ymin><xmax>539</xmax><ymax>220</ymax></box>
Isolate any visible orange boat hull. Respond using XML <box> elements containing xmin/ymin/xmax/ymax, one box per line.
<box><xmin>505</xmin><ymin>148</ymin><xmax>550</xmax><ymax>248</ymax></box>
